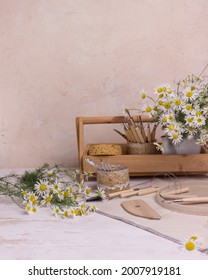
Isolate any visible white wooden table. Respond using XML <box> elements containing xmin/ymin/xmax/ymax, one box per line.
<box><xmin>0</xmin><ymin>169</ymin><xmax>207</xmax><ymax>260</ymax></box>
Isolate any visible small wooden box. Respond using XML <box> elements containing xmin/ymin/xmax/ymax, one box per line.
<box><xmin>76</xmin><ymin>116</ymin><xmax>208</xmax><ymax>180</ymax></box>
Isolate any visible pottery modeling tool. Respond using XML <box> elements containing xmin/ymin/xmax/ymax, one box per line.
<box><xmin>120</xmin><ymin>186</ymin><xmax>158</xmax><ymax>198</ymax></box>
<box><xmin>121</xmin><ymin>200</ymin><xmax>161</xmax><ymax>220</ymax></box>
<box><xmin>166</xmin><ymin>197</ymin><xmax>208</xmax><ymax>204</ymax></box>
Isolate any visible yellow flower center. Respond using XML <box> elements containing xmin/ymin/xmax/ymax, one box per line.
<box><xmin>32</xmin><ymin>208</ymin><xmax>37</xmax><ymax>213</ymax></box>
<box><xmin>86</xmin><ymin>189</ymin><xmax>90</xmax><ymax>195</ymax></box>
<box><xmin>64</xmin><ymin>191</ymin><xmax>69</xmax><ymax>198</ymax></box>
<box><xmin>40</xmin><ymin>184</ymin><xmax>47</xmax><ymax>191</ymax></box>
<box><xmin>80</xmin><ymin>183</ymin><xmax>85</xmax><ymax>189</ymax></box>
<box><xmin>164</xmin><ymin>102</ymin><xmax>171</xmax><ymax>109</ymax></box>
<box><xmin>197</xmin><ymin>118</ymin><xmax>202</xmax><ymax>123</ymax></box>
<box><xmin>33</xmin><ymin>200</ymin><xmax>38</xmax><ymax>205</ymax></box>
<box><xmin>172</xmin><ymin>134</ymin><xmax>179</xmax><ymax>140</ymax></box>
<box><xmin>191</xmin><ymin>86</ymin><xmax>195</xmax><ymax>91</ymax></box>
<box><xmin>157</xmin><ymin>88</ymin><xmax>163</xmax><ymax>93</ymax></box>
<box><xmin>168</xmin><ymin>124</ymin><xmax>174</xmax><ymax>130</ymax></box>
<box><xmin>158</xmin><ymin>100</ymin><xmax>163</xmax><ymax>105</ymax></box>
<box><xmin>188</xmin><ymin>126</ymin><xmax>194</xmax><ymax>131</ymax></box>
<box><xmin>75</xmin><ymin>209</ymin><xmax>80</xmax><ymax>216</ymax></box>
<box><xmin>168</xmin><ymin>89</ymin><xmax>173</xmax><ymax>94</ymax></box>
<box><xmin>186</xmin><ymin>91</ymin><xmax>193</xmax><ymax>98</ymax></box>
<box><xmin>29</xmin><ymin>194</ymin><xmax>35</xmax><ymax>201</ymax></box>
<box><xmin>141</xmin><ymin>93</ymin><xmax>146</xmax><ymax>99</ymax></box>
<box><xmin>196</xmin><ymin>111</ymin><xmax>201</xmax><ymax>117</ymax></box>
<box><xmin>175</xmin><ymin>99</ymin><xmax>181</xmax><ymax>106</ymax></box>
<box><xmin>187</xmin><ymin>118</ymin><xmax>193</xmax><ymax>123</ymax></box>
<box><xmin>186</xmin><ymin>104</ymin><xmax>191</xmax><ymax>111</ymax></box>
<box><xmin>26</xmin><ymin>205</ymin><xmax>31</xmax><ymax>212</ymax></box>
<box><xmin>145</xmin><ymin>106</ymin><xmax>152</xmax><ymax>113</ymax></box>
<box><xmin>168</xmin><ymin>116</ymin><xmax>173</xmax><ymax>121</ymax></box>
<box><xmin>63</xmin><ymin>211</ymin><xmax>68</xmax><ymax>218</ymax></box>
<box><xmin>185</xmin><ymin>241</ymin><xmax>195</xmax><ymax>251</ymax></box>
<box><xmin>159</xmin><ymin>93</ymin><xmax>163</xmax><ymax>98</ymax></box>
<box><xmin>163</xmin><ymin>87</ymin><xmax>167</xmax><ymax>92</ymax></box>
<box><xmin>23</xmin><ymin>191</ymin><xmax>27</xmax><ymax>196</ymax></box>
<box><xmin>45</xmin><ymin>197</ymin><xmax>51</xmax><ymax>203</ymax></box>
<box><xmin>162</xmin><ymin>117</ymin><xmax>167</xmax><ymax>123</ymax></box>
<box><xmin>54</xmin><ymin>184</ymin><xmax>59</xmax><ymax>190</ymax></box>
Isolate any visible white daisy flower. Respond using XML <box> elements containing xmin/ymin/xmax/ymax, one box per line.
<box><xmin>159</xmin><ymin>114</ymin><xmax>168</xmax><ymax>125</ymax></box>
<box><xmin>54</xmin><ymin>206</ymin><xmax>61</xmax><ymax>217</ymax></box>
<box><xmin>84</xmin><ymin>186</ymin><xmax>91</xmax><ymax>196</ymax></box>
<box><xmin>185</xmin><ymin>115</ymin><xmax>194</xmax><ymax>126</ymax></box>
<box><xmin>182</xmin><ymin>88</ymin><xmax>199</xmax><ymax>102</ymax></box>
<box><xmin>57</xmin><ymin>189</ymin><xmax>64</xmax><ymax>200</ymax></box>
<box><xmin>140</xmin><ymin>89</ymin><xmax>147</xmax><ymax>100</ymax></box>
<box><xmin>154</xmin><ymin>142</ymin><xmax>164</xmax><ymax>153</ymax></box>
<box><xmin>180</xmin><ymin>234</ymin><xmax>204</xmax><ymax>252</ymax></box>
<box><xmin>181</xmin><ymin>103</ymin><xmax>193</xmax><ymax>114</ymax></box>
<box><xmin>166</xmin><ymin>113</ymin><xmax>175</xmax><ymax>123</ymax></box>
<box><xmin>34</xmin><ymin>180</ymin><xmax>50</xmax><ymax>196</ymax></box>
<box><xmin>41</xmin><ymin>194</ymin><xmax>53</xmax><ymax>207</ymax></box>
<box><xmin>69</xmin><ymin>208</ymin><xmax>76</xmax><ymax>217</ymax></box>
<box><xmin>142</xmin><ymin>103</ymin><xmax>153</xmax><ymax>115</ymax></box>
<box><xmin>168</xmin><ymin>131</ymin><xmax>183</xmax><ymax>145</ymax></box>
<box><xmin>163</xmin><ymin>123</ymin><xmax>177</xmax><ymax>134</ymax></box>
<box><xmin>62</xmin><ymin>208</ymin><xmax>70</xmax><ymax>219</ymax></box>
<box><xmin>172</xmin><ymin>98</ymin><xmax>182</xmax><ymax>109</ymax></box>
<box><xmin>51</xmin><ymin>180</ymin><xmax>62</xmax><ymax>193</ymax></box>
<box><xmin>95</xmin><ymin>187</ymin><xmax>106</xmax><ymax>200</ymax></box>
<box><xmin>193</xmin><ymin>115</ymin><xmax>206</xmax><ymax>127</ymax></box>
<box><xmin>83</xmin><ymin>170</ymin><xmax>93</xmax><ymax>180</ymax></box>
<box><xmin>27</xmin><ymin>192</ymin><xmax>38</xmax><ymax>203</ymax></box>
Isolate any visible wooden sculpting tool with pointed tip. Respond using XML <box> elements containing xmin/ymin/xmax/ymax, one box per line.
<box><xmin>121</xmin><ymin>200</ymin><xmax>161</xmax><ymax>220</ymax></box>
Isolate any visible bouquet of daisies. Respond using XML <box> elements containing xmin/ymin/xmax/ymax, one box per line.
<box><xmin>139</xmin><ymin>73</ymin><xmax>208</xmax><ymax>147</ymax></box>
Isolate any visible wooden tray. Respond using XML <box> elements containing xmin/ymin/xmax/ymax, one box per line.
<box><xmin>76</xmin><ymin>116</ymin><xmax>208</xmax><ymax>180</ymax></box>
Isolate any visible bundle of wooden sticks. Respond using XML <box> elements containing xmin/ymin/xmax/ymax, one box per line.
<box><xmin>114</xmin><ymin>110</ymin><xmax>158</xmax><ymax>144</ymax></box>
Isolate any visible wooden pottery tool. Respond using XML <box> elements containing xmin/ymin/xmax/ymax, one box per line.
<box><xmin>160</xmin><ymin>187</ymin><xmax>190</xmax><ymax>197</ymax></box>
<box><xmin>121</xmin><ymin>199</ymin><xmax>161</xmax><ymax>220</ymax></box>
<box><xmin>108</xmin><ymin>188</ymin><xmax>134</xmax><ymax>199</ymax></box>
<box><xmin>166</xmin><ymin>197</ymin><xmax>208</xmax><ymax>204</ymax></box>
<box><xmin>120</xmin><ymin>186</ymin><xmax>158</xmax><ymax>198</ymax></box>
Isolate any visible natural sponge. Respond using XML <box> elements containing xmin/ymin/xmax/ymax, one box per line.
<box><xmin>88</xmin><ymin>144</ymin><xmax>122</xmax><ymax>156</ymax></box>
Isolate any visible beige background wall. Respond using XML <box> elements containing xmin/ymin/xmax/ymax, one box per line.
<box><xmin>0</xmin><ymin>0</ymin><xmax>208</xmax><ymax>168</ymax></box>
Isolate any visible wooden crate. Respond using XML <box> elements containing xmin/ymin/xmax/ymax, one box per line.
<box><xmin>76</xmin><ymin>116</ymin><xmax>208</xmax><ymax>180</ymax></box>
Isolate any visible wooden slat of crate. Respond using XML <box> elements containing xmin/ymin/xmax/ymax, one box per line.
<box><xmin>83</xmin><ymin>144</ymin><xmax>208</xmax><ymax>176</ymax></box>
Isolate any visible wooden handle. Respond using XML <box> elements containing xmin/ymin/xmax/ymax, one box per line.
<box><xmin>161</xmin><ymin>194</ymin><xmax>196</xmax><ymax>200</ymax></box>
<box><xmin>161</xmin><ymin>187</ymin><xmax>190</xmax><ymax>197</ymax></box>
<box><xmin>137</xmin><ymin>187</ymin><xmax>158</xmax><ymax>196</ymax></box>
<box><xmin>120</xmin><ymin>186</ymin><xmax>157</xmax><ymax>198</ymax></box>
<box><xmin>108</xmin><ymin>188</ymin><xmax>133</xmax><ymax>198</ymax></box>
<box><xmin>120</xmin><ymin>190</ymin><xmax>138</xmax><ymax>198</ymax></box>
<box><xmin>181</xmin><ymin>197</ymin><xmax>208</xmax><ymax>204</ymax></box>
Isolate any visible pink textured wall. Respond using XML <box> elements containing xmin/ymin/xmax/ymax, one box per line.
<box><xmin>0</xmin><ymin>0</ymin><xmax>208</xmax><ymax>168</ymax></box>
